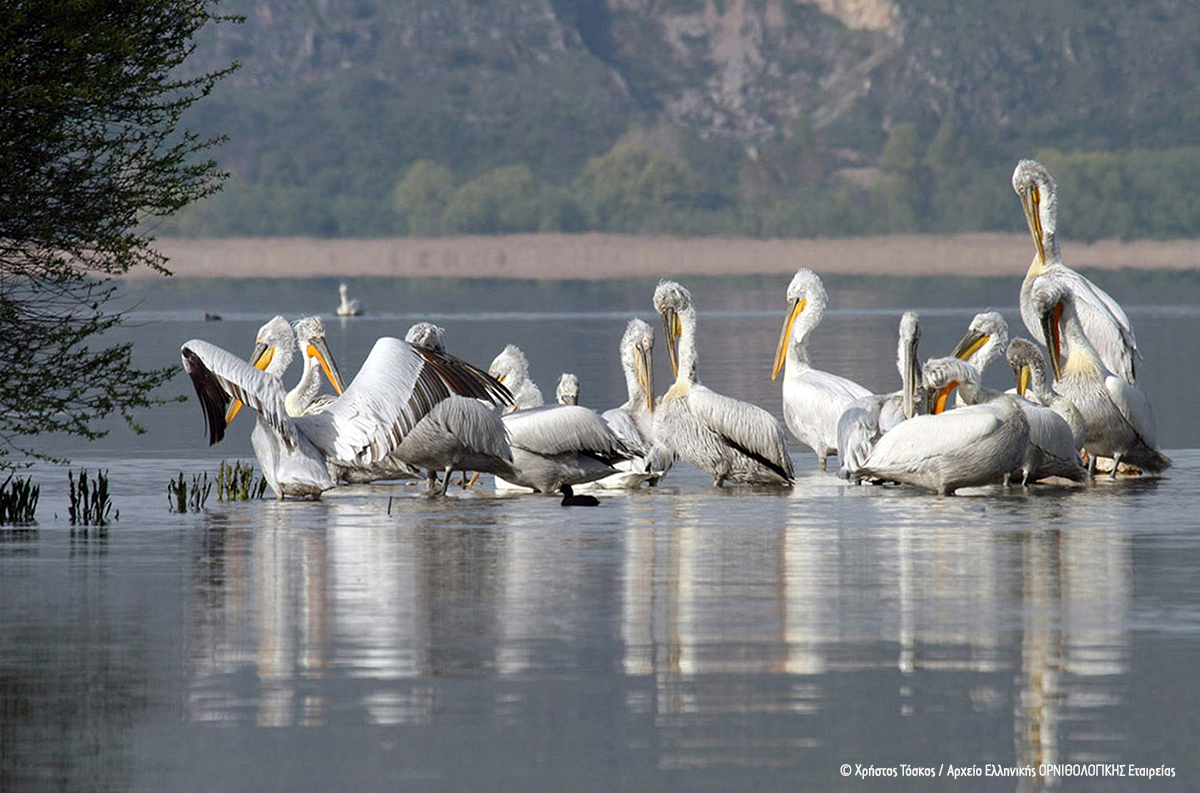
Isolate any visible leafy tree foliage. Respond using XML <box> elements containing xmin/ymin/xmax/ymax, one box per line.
<box><xmin>392</xmin><ymin>160</ymin><xmax>455</xmax><ymax>236</ymax></box>
<box><xmin>574</xmin><ymin>143</ymin><xmax>701</xmax><ymax>233</ymax></box>
<box><xmin>0</xmin><ymin>0</ymin><xmax>235</xmax><ymax>467</ymax></box>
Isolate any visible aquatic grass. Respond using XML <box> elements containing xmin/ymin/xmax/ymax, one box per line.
<box><xmin>68</xmin><ymin>469</ymin><xmax>117</xmax><ymax>529</ymax></box>
<box><xmin>217</xmin><ymin>460</ymin><xmax>268</xmax><ymax>501</ymax></box>
<box><xmin>0</xmin><ymin>473</ymin><xmax>40</xmax><ymax>525</ymax></box>
<box><xmin>167</xmin><ymin>471</ymin><xmax>213</xmax><ymax>513</ymax></box>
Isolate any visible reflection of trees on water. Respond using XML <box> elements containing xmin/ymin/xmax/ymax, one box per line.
<box><xmin>182</xmin><ymin>485</ymin><xmax>1132</xmax><ymax>776</ymax></box>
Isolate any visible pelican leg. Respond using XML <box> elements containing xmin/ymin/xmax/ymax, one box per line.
<box><xmin>425</xmin><ymin>469</ymin><xmax>439</xmax><ymax>495</ymax></box>
<box><xmin>1087</xmin><ymin>454</ymin><xmax>1097</xmax><ymax>479</ymax></box>
<box><xmin>1109</xmin><ymin>453</ymin><xmax>1122</xmax><ymax>480</ymax></box>
<box><xmin>466</xmin><ymin>471</ymin><xmax>482</xmax><ymax>489</ymax></box>
<box><xmin>713</xmin><ymin>475</ymin><xmax>725</xmax><ymax>488</ymax></box>
<box><xmin>441</xmin><ymin>467</ymin><xmax>454</xmax><ymax>497</ymax></box>
<box><xmin>817</xmin><ymin>454</ymin><xmax>827</xmax><ymax>472</ymax></box>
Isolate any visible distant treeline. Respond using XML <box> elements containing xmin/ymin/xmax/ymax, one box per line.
<box><xmin>164</xmin><ymin>123</ymin><xmax>1200</xmax><ymax>242</ymax></box>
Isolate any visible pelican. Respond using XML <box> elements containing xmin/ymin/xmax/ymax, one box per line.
<box><xmin>498</xmin><ymin>404</ymin><xmax>634</xmax><ymax>494</ymax></box>
<box><xmin>556</xmin><ymin>373</ymin><xmax>580</xmax><ymax>405</ymax></box>
<box><xmin>654</xmin><ymin>280</ymin><xmax>794</xmax><ymax>486</ymax></box>
<box><xmin>336</xmin><ymin>282</ymin><xmax>363</xmax><ymax>316</ymax></box>
<box><xmin>488</xmin><ymin>344</ymin><xmax>544</xmax><ymax>412</ymax></box>
<box><xmin>1031</xmin><ymin>279</ymin><xmax>1170</xmax><ymax>477</ymax></box>
<box><xmin>1006</xmin><ymin>338</ymin><xmax>1087</xmax><ymax>451</ymax></box>
<box><xmin>925</xmin><ymin>356</ymin><xmax>1087</xmax><ymax>486</ymax></box>
<box><xmin>772</xmin><ymin>269</ymin><xmax>872</xmax><ymax>470</ymax></box>
<box><xmin>284</xmin><ymin>316</ymin><xmax>347</xmax><ymax>416</ymax></box>
<box><xmin>951</xmin><ymin>311</ymin><xmax>1009</xmax><ymax>378</ymax></box>
<box><xmin>394</xmin><ymin>322</ymin><xmax>518</xmax><ymax>495</ymax></box>
<box><xmin>592</xmin><ymin>318</ymin><xmax>674</xmax><ymax>489</ymax></box>
<box><xmin>1013</xmin><ymin>159</ymin><xmax>1138</xmax><ymax>383</ymax></box>
<box><xmin>855</xmin><ymin>357</ymin><xmax>1030</xmax><ymax>495</ymax></box>
<box><xmin>837</xmin><ymin>311</ymin><xmax>923</xmax><ymax>481</ymax></box>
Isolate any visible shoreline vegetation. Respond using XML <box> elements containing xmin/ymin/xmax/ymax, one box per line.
<box><xmin>147</xmin><ymin>233</ymin><xmax>1200</xmax><ymax>281</ymax></box>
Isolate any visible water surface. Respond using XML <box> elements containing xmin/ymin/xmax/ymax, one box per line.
<box><xmin>3</xmin><ymin>273</ymin><xmax>1198</xmax><ymax>791</ymax></box>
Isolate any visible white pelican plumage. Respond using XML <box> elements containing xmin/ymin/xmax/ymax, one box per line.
<box><xmin>1031</xmin><ymin>279</ymin><xmax>1170</xmax><ymax>477</ymax></box>
<box><xmin>1013</xmin><ymin>159</ymin><xmax>1138</xmax><ymax>383</ymax></box>
<box><xmin>924</xmin><ymin>356</ymin><xmax>1087</xmax><ymax>486</ymax></box>
<box><xmin>951</xmin><ymin>311</ymin><xmax>1009</xmax><ymax>376</ymax></box>
<box><xmin>336</xmin><ymin>282</ymin><xmax>363</xmax><ymax>317</ymax></box>
<box><xmin>395</xmin><ymin>322</ymin><xmax>517</xmax><ymax>494</ymax></box>
<box><xmin>488</xmin><ymin>344</ymin><xmax>544</xmax><ymax>412</ymax></box>
<box><xmin>284</xmin><ymin>316</ymin><xmax>347</xmax><ymax>416</ymax></box>
<box><xmin>498</xmin><ymin>404</ymin><xmax>634</xmax><ymax>494</ymax></box>
<box><xmin>1006</xmin><ymin>338</ymin><xmax>1087</xmax><ymax>451</ymax></box>
<box><xmin>837</xmin><ymin>311</ymin><xmax>923</xmax><ymax>481</ymax></box>
<box><xmin>592</xmin><ymin>318</ymin><xmax>674</xmax><ymax>489</ymax></box>
<box><xmin>856</xmin><ymin>357</ymin><xmax>1030</xmax><ymax>495</ymax></box>
<box><xmin>183</xmin><ymin>324</ymin><xmax>510</xmax><ymax>499</ymax></box>
<box><xmin>772</xmin><ymin>269</ymin><xmax>872</xmax><ymax>470</ymax></box>
<box><xmin>556</xmin><ymin>373</ymin><xmax>580</xmax><ymax>405</ymax></box>
<box><xmin>654</xmin><ymin>280</ymin><xmax>794</xmax><ymax>486</ymax></box>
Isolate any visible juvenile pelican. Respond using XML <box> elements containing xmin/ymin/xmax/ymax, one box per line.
<box><xmin>336</xmin><ymin>282</ymin><xmax>363</xmax><ymax>316</ymax></box>
<box><xmin>1032</xmin><ymin>279</ymin><xmax>1170</xmax><ymax>476</ymax></box>
<box><xmin>1013</xmin><ymin>159</ymin><xmax>1138</xmax><ymax>383</ymax></box>
<box><xmin>1006</xmin><ymin>338</ymin><xmax>1086</xmax><ymax>451</ymax></box>
<box><xmin>855</xmin><ymin>358</ymin><xmax>1030</xmax><ymax>495</ymax></box>
<box><xmin>182</xmin><ymin>328</ymin><xmax>508</xmax><ymax>499</ymax></box>
<box><xmin>556</xmin><ymin>373</ymin><xmax>580</xmax><ymax>405</ymax></box>
<box><xmin>395</xmin><ymin>322</ymin><xmax>517</xmax><ymax>494</ymax></box>
<box><xmin>654</xmin><ymin>280</ymin><xmax>794</xmax><ymax>486</ymax></box>
<box><xmin>837</xmin><ymin>311</ymin><xmax>923</xmax><ymax>480</ymax></box>
<box><xmin>593</xmin><ymin>318</ymin><xmax>674</xmax><ymax>489</ymax></box>
<box><xmin>924</xmin><ymin>356</ymin><xmax>1087</xmax><ymax>486</ymax></box>
<box><xmin>772</xmin><ymin>269</ymin><xmax>872</xmax><ymax>470</ymax></box>
<box><xmin>488</xmin><ymin>344</ymin><xmax>544</xmax><ymax>412</ymax></box>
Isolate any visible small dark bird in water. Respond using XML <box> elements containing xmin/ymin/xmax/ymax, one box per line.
<box><xmin>560</xmin><ymin>484</ymin><xmax>599</xmax><ymax>507</ymax></box>
<box><xmin>204</xmin><ymin>312</ymin><xmax>222</xmax><ymax>321</ymax></box>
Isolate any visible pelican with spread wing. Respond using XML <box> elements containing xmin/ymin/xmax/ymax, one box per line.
<box><xmin>772</xmin><ymin>269</ymin><xmax>872</xmax><ymax>471</ymax></box>
<box><xmin>654</xmin><ymin>280</ymin><xmax>794</xmax><ymax>487</ymax></box>
<box><xmin>182</xmin><ymin>323</ymin><xmax>511</xmax><ymax>499</ymax></box>
<box><xmin>1013</xmin><ymin>159</ymin><xmax>1138</xmax><ymax>383</ymax></box>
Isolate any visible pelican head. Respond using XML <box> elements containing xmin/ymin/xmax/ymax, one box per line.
<box><xmin>405</xmin><ymin>321</ymin><xmax>447</xmax><ymax>353</ymax></box>
<box><xmin>1032</xmin><ymin>279</ymin><xmax>1072</xmax><ymax>381</ymax></box>
<box><xmin>951</xmin><ymin>311</ymin><xmax>1009</xmax><ymax>373</ymax></box>
<box><xmin>653</xmin><ymin>280</ymin><xmax>694</xmax><ymax>380</ymax></box>
<box><xmin>898</xmin><ymin>311</ymin><xmax>921</xmax><ymax>419</ymax></box>
<box><xmin>294</xmin><ymin>316</ymin><xmax>346</xmax><ymax>396</ymax></box>
<box><xmin>1006</xmin><ymin>338</ymin><xmax>1046</xmax><ymax>400</ymax></box>
<box><xmin>489</xmin><ymin>344</ymin><xmax>531</xmax><ymax>389</ymax></box>
<box><xmin>1012</xmin><ymin>159</ymin><xmax>1059</xmax><ymax>272</ymax></box>
<box><xmin>556</xmin><ymin>373</ymin><xmax>580</xmax><ymax>405</ymax></box>
<box><xmin>922</xmin><ymin>357</ymin><xmax>978</xmax><ymax>415</ymax></box>
<box><xmin>772</xmin><ymin>269</ymin><xmax>827</xmax><ymax>381</ymax></box>
<box><xmin>226</xmin><ymin>315</ymin><xmax>294</xmax><ymax>424</ymax></box>
<box><xmin>620</xmin><ymin>318</ymin><xmax>656</xmax><ymax>412</ymax></box>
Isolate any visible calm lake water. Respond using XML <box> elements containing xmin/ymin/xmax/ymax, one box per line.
<box><xmin>3</xmin><ymin>272</ymin><xmax>1199</xmax><ymax>791</ymax></box>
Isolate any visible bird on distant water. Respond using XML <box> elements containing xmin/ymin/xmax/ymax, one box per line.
<box><xmin>654</xmin><ymin>280</ymin><xmax>794</xmax><ymax>487</ymax></box>
<box><xmin>1013</xmin><ymin>159</ymin><xmax>1137</xmax><ymax>383</ymax></box>
<box><xmin>556</xmin><ymin>372</ymin><xmax>580</xmax><ymax>405</ymax></box>
<box><xmin>336</xmin><ymin>282</ymin><xmax>363</xmax><ymax>317</ymax></box>
<box><xmin>560</xmin><ymin>484</ymin><xmax>599</xmax><ymax>507</ymax></box>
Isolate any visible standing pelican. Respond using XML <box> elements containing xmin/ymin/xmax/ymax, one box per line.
<box><xmin>1007</xmin><ymin>338</ymin><xmax>1087</xmax><ymax>451</ymax></box>
<box><xmin>855</xmin><ymin>357</ymin><xmax>1030</xmax><ymax>495</ymax></box>
<box><xmin>654</xmin><ymin>280</ymin><xmax>794</xmax><ymax>486</ymax></box>
<box><xmin>837</xmin><ymin>311</ymin><xmax>923</xmax><ymax>481</ymax></box>
<box><xmin>593</xmin><ymin>318</ymin><xmax>674</xmax><ymax>489</ymax></box>
<box><xmin>556</xmin><ymin>373</ymin><xmax>580</xmax><ymax>405</ymax></box>
<box><xmin>394</xmin><ymin>322</ymin><xmax>517</xmax><ymax>495</ymax></box>
<box><xmin>1031</xmin><ymin>279</ymin><xmax>1169</xmax><ymax>476</ymax></box>
<box><xmin>1013</xmin><ymin>159</ymin><xmax>1138</xmax><ymax>383</ymax></box>
<box><xmin>182</xmin><ymin>328</ymin><xmax>508</xmax><ymax>499</ymax></box>
<box><xmin>772</xmin><ymin>269</ymin><xmax>872</xmax><ymax>470</ymax></box>
<box><xmin>924</xmin><ymin>356</ymin><xmax>1086</xmax><ymax>486</ymax></box>
<box><xmin>336</xmin><ymin>282</ymin><xmax>363</xmax><ymax>317</ymax></box>
<box><xmin>498</xmin><ymin>404</ymin><xmax>634</xmax><ymax>493</ymax></box>
<box><xmin>488</xmin><ymin>344</ymin><xmax>544</xmax><ymax>412</ymax></box>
